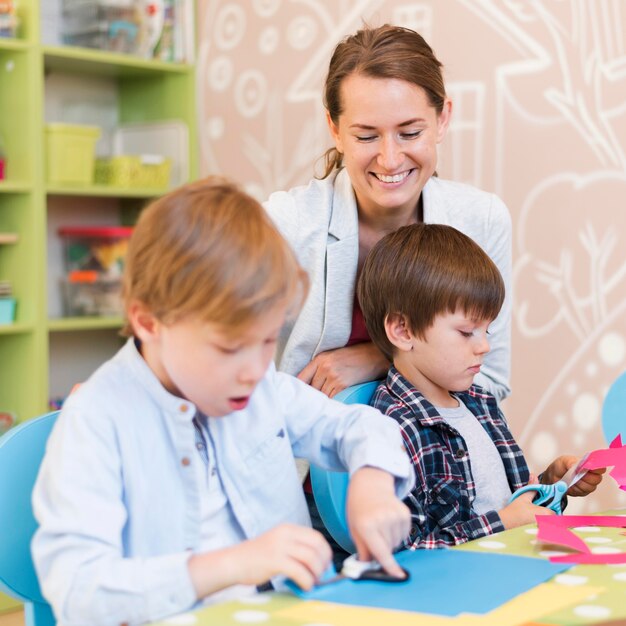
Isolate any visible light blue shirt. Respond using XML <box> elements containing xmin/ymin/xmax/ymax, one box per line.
<box><xmin>32</xmin><ymin>339</ymin><xmax>412</xmax><ymax>626</ymax></box>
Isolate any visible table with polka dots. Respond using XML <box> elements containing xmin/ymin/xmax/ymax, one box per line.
<box><xmin>150</xmin><ymin>510</ymin><xmax>626</xmax><ymax>626</ymax></box>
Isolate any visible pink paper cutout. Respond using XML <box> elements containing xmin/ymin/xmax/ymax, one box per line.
<box><xmin>581</xmin><ymin>435</ymin><xmax>626</xmax><ymax>491</ymax></box>
<box><xmin>536</xmin><ymin>515</ymin><xmax>626</xmax><ymax>565</ymax></box>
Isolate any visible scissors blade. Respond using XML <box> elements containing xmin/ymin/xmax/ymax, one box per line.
<box><xmin>560</xmin><ymin>454</ymin><xmax>590</xmax><ymax>489</ymax></box>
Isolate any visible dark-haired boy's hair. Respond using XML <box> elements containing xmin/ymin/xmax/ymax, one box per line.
<box><xmin>357</xmin><ymin>224</ymin><xmax>505</xmax><ymax>361</ymax></box>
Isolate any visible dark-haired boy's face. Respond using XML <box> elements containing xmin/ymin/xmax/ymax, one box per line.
<box><xmin>400</xmin><ymin>311</ymin><xmax>492</xmax><ymax>407</ymax></box>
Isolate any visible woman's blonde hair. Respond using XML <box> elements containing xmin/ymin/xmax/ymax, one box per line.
<box><xmin>122</xmin><ymin>176</ymin><xmax>308</xmax><ymax>336</ymax></box>
<box><xmin>320</xmin><ymin>24</ymin><xmax>446</xmax><ymax>178</ymax></box>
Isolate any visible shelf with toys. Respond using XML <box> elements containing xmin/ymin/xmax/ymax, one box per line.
<box><xmin>0</xmin><ymin>0</ymin><xmax>197</xmax><ymax>487</ymax></box>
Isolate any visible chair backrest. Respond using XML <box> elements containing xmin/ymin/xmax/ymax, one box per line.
<box><xmin>0</xmin><ymin>411</ymin><xmax>59</xmax><ymax>626</ymax></box>
<box><xmin>310</xmin><ymin>381</ymin><xmax>380</xmax><ymax>554</ymax></box>
<box><xmin>602</xmin><ymin>371</ymin><xmax>626</xmax><ymax>445</ymax></box>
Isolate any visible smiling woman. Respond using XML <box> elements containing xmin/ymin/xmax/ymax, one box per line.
<box><xmin>263</xmin><ymin>24</ymin><xmax>512</xmax><ymax>405</ymax></box>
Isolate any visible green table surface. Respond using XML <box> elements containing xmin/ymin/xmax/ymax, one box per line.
<box><xmin>150</xmin><ymin>510</ymin><xmax>626</xmax><ymax>626</ymax></box>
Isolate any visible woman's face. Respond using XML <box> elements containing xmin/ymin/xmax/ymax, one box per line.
<box><xmin>327</xmin><ymin>74</ymin><xmax>451</xmax><ymax>221</ymax></box>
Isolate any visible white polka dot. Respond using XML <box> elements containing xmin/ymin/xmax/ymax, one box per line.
<box><xmin>586</xmin><ymin>362</ymin><xmax>598</xmax><ymax>377</ymax></box>
<box><xmin>555</xmin><ymin>412</ymin><xmax>567</xmax><ymax>428</ymax></box>
<box><xmin>258</xmin><ymin>26</ymin><xmax>279</xmax><ymax>54</ymax></box>
<box><xmin>530</xmin><ymin>431</ymin><xmax>558</xmax><ymax>466</ymax></box>
<box><xmin>566</xmin><ymin>382</ymin><xmax>578</xmax><ymax>396</ymax></box>
<box><xmin>591</xmin><ymin>546</ymin><xmax>623</xmax><ymax>554</ymax></box>
<box><xmin>573</xmin><ymin>526</ymin><xmax>601</xmax><ymax>532</ymax></box>
<box><xmin>162</xmin><ymin>614</ymin><xmax>198</xmax><ymax>625</ymax></box>
<box><xmin>573</xmin><ymin>605</ymin><xmax>611</xmax><ymax>619</ymax></box>
<box><xmin>525</xmin><ymin>528</ymin><xmax>539</xmax><ymax>535</ymax></box>
<box><xmin>214</xmin><ymin>4</ymin><xmax>246</xmax><ymax>51</ymax></box>
<box><xmin>476</xmin><ymin>540</ymin><xmax>506</xmax><ymax>550</ymax></box>
<box><xmin>539</xmin><ymin>550</ymin><xmax>569</xmax><ymax>558</ymax></box>
<box><xmin>554</xmin><ymin>574</ymin><xmax>590</xmax><ymax>586</ymax></box>
<box><xmin>207</xmin><ymin>116</ymin><xmax>225</xmax><ymax>140</ymax></box>
<box><xmin>286</xmin><ymin>16</ymin><xmax>317</xmax><ymax>50</ymax></box>
<box><xmin>234</xmin><ymin>70</ymin><xmax>267</xmax><ymax>118</ymax></box>
<box><xmin>613</xmin><ymin>571</ymin><xmax>626</xmax><ymax>582</ymax></box>
<box><xmin>252</xmin><ymin>0</ymin><xmax>280</xmax><ymax>17</ymax></box>
<box><xmin>572</xmin><ymin>393</ymin><xmax>600</xmax><ymax>430</ymax></box>
<box><xmin>207</xmin><ymin>56</ymin><xmax>233</xmax><ymax>92</ymax></box>
<box><xmin>585</xmin><ymin>536</ymin><xmax>613</xmax><ymax>544</ymax></box>
<box><xmin>302</xmin><ymin>623</ymin><xmax>334</xmax><ymax>626</ymax></box>
<box><xmin>233</xmin><ymin>610</ymin><xmax>270</xmax><ymax>623</ymax></box>
<box><xmin>238</xmin><ymin>595</ymin><xmax>271</xmax><ymax>605</ymax></box>
<box><xmin>599</xmin><ymin>333</ymin><xmax>625</xmax><ymax>366</ymax></box>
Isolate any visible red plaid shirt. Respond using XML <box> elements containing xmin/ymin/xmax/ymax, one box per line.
<box><xmin>373</xmin><ymin>367</ymin><xmax>530</xmax><ymax>549</ymax></box>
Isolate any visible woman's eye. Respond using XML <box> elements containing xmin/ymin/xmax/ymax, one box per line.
<box><xmin>401</xmin><ymin>131</ymin><xmax>422</xmax><ymax>139</ymax></box>
<box><xmin>356</xmin><ymin>135</ymin><xmax>376</xmax><ymax>142</ymax></box>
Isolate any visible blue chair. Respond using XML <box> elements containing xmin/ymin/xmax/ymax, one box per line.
<box><xmin>310</xmin><ymin>381</ymin><xmax>380</xmax><ymax>554</ymax></box>
<box><xmin>0</xmin><ymin>411</ymin><xmax>59</xmax><ymax>626</ymax></box>
<box><xmin>602</xmin><ymin>371</ymin><xmax>626</xmax><ymax>445</ymax></box>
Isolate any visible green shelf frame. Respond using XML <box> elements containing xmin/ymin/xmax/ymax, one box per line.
<box><xmin>0</xmin><ymin>0</ymin><xmax>198</xmax><ymax>421</ymax></box>
<box><xmin>47</xmin><ymin>184</ymin><xmax>164</xmax><ymax>198</ymax></box>
<box><xmin>48</xmin><ymin>317</ymin><xmax>124</xmax><ymax>332</ymax></box>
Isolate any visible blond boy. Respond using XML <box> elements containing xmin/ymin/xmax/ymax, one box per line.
<box><xmin>32</xmin><ymin>177</ymin><xmax>413</xmax><ymax>625</ymax></box>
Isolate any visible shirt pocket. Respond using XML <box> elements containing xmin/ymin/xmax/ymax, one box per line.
<box><xmin>241</xmin><ymin>427</ymin><xmax>292</xmax><ymax>486</ymax></box>
<box><xmin>425</xmin><ymin>475</ymin><xmax>470</xmax><ymax>518</ymax></box>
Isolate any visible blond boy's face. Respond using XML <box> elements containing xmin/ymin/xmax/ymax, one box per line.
<box><xmin>397</xmin><ymin>311</ymin><xmax>492</xmax><ymax>407</ymax></box>
<box><xmin>135</xmin><ymin>303</ymin><xmax>287</xmax><ymax>417</ymax></box>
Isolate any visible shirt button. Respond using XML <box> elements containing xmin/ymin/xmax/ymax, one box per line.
<box><xmin>180</xmin><ymin>404</ymin><xmax>189</xmax><ymax>413</ymax></box>
<box><xmin>196</xmin><ymin>442</ymin><xmax>204</xmax><ymax>451</ymax></box>
<box><xmin>181</xmin><ymin>457</ymin><xmax>191</xmax><ymax>466</ymax></box>
<box><xmin>455</xmin><ymin>449</ymin><xmax>466</xmax><ymax>459</ymax></box>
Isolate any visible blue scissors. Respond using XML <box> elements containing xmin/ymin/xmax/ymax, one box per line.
<box><xmin>508</xmin><ymin>457</ymin><xmax>588</xmax><ymax>515</ymax></box>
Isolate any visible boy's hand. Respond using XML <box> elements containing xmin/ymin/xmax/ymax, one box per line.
<box><xmin>345</xmin><ymin>467</ymin><xmax>410</xmax><ymax>579</ymax></box>
<box><xmin>543</xmin><ymin>455</ymin><xmax>606</xmax><ymax>497</ymax></box>
<box><xmin>188</xmin><ymin>524</ymin><xmax>331</xmax><ymax>598</ymax></box>
<box><xmin>499</xmin><ymin>489</ymin><xmax>555</xmax><ymax>529</ymax></box>
<box><xmin>297</xmin><ymin>343</ymin><xmax>389</xmax><ymax>397</ymax></box>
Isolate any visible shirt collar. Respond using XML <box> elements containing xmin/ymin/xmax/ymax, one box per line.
<box><xmin>120</xmin><ymin>337</ymin><xmax>197</xmax><ymax>422</ymax></box>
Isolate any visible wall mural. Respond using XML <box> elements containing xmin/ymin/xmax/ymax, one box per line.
<box><xmin>197</xmin><ymin>0</ymin><xmax>626</xmax><ymax>512</ymax></box>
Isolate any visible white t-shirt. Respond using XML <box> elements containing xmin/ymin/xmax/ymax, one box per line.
<box><xmin>437</xmin><ymin>399</ymin><xmax>512</xmax><ymax>514</ymax></box>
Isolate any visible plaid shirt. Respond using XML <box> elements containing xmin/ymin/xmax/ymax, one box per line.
<box><xmin>373</xmin><ymin>367</ymin><xmax>529</xmax><ymax>549</ymax></box>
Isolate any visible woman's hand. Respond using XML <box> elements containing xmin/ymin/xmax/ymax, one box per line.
<box><xmin>297</xmin><ymin>342</ymin><xmax>389</xmax><ymax>397</ymax></box>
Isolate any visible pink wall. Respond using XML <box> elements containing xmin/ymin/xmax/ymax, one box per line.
<box><xmin>197</xmin><ymin>0</ymin><xmax>626</xmax><ymax>513</ymax></box>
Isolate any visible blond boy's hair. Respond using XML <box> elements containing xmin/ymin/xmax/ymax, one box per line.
<box><xmin>122</xmin><ymin>176</ymin><xmax>308</xmax><ymax>336</ymax></box>
<box><xmin>357</xmin><ymin>224</ymin><xmax>505</xmax><ymax>361</ymax></box>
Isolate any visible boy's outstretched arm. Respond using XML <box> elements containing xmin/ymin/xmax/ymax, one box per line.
<box><xmin>345</xmin><ymin>467</ymin><xmax>411</xmax><ymax>578</ymax></box>
<box><xmin>188</xmin><ymin>524</ymin><xmax>331</xmax><ymax>596</ymax></box>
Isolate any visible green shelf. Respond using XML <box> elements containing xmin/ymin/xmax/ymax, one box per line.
<box><xmin>48</xmin><ymin>317</ymin><xmax>124</xmax><ymax>332</ymax></box>
<box><xmin>0</xmin><ymin>38</ymin><xmax>29</xmax><ymax>52</ymax></box>
<box><xmin>0</xmin><ymin>181</ymin><xmax>32</xmax><ymax>193</ymax></box>
<box><xmin>47</xmin><ymin>184</ymin><xmax>166</xmax><ymax>198</ymax></box>
<box><xmin>43</xmin><ymin>45</ymin><xmax>193</xmax><ymax>77</ymax></box>
<box><xmin>0</xmin><ymin>322</ymin><xmax>34</xmax><ymax>335</ymax></box>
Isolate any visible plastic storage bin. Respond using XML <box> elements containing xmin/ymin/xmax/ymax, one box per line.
<box><xmin>0</xmin><ymin>297</ymin><xmax>16</xmax><ymax>324</ymax></box>
<box><xmin>94</xmin><ymin>154</ymin><xmax>171</xmax><ymax>189</ymax></box>
<box><xmin>61</xmin><ymin>0</ymin><xmax>142</xmax><ymax>54</ymax></box>
<box><xmin>46</xmin><ymin>124</ymin><xmax>101</xmax><ymax>186</ymax></box>
<box><xmin>59</xmin><ymin>226</ymin><xmax>133</xmax><ymax>316</ymax></box>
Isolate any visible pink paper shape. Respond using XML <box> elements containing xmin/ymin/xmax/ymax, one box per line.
<box><xmin>536</xmin><ymin>515</ymin><xmax>626</xmax><ymax>565</ymax></box>
<box><xmin>581</xmin><ymin>436</ymin><xmax>626</xmax><ymax>491</ymax></box>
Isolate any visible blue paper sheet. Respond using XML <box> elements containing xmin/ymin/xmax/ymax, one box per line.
<box><xmin>289</xmin><ymin>549</ymin><xmax>570</xmax><ymax>616</ymax></box>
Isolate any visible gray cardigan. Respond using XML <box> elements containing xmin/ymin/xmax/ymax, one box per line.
<box><xmin>264</xmin><ymin>168</ymin><xmax>512</xmax><ymax>401</ymax></box>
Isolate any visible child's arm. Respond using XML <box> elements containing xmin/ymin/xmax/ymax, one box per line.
<box><xmin>188</xmin><ymin>524</ymin><xmax>331</xmax><ymax>595</ymax></box>
<box><xmin>345</xmin><ymin>467</ymin><xmax>410</xmax><ymax>577</ymax></box>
